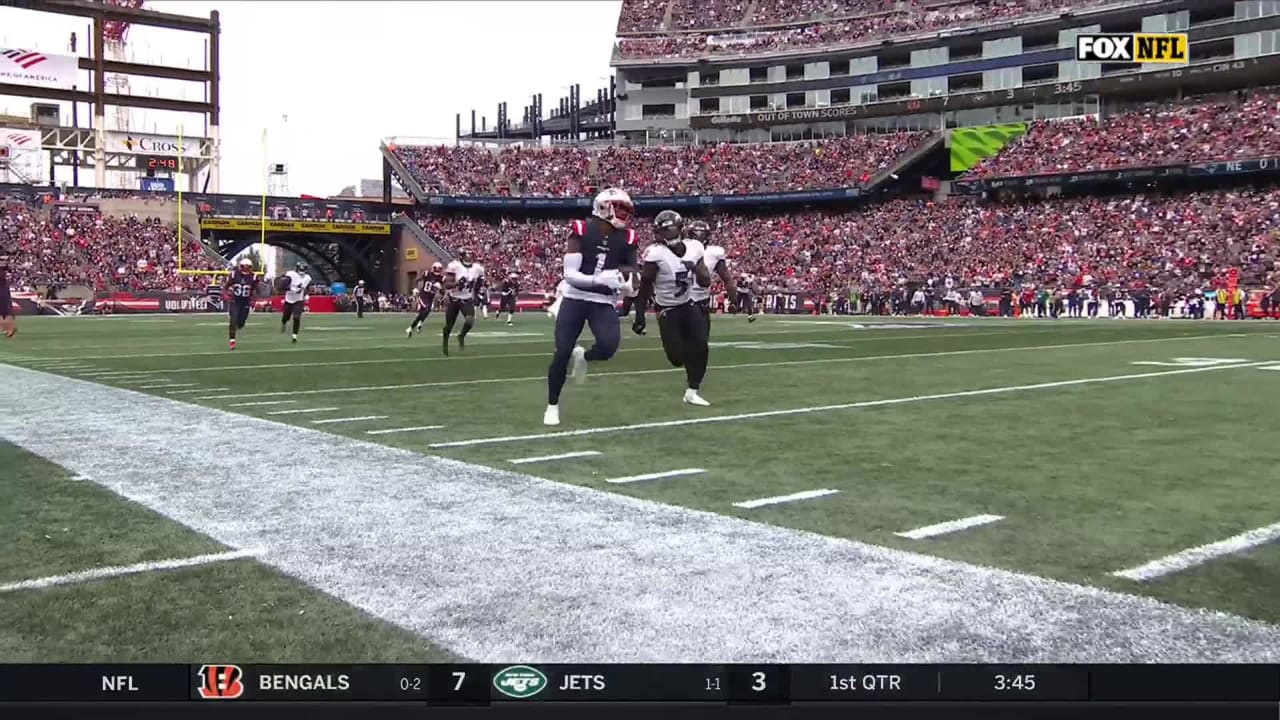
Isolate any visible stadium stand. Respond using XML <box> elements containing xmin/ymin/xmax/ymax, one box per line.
<box><xmin>962</xmin><ymin>88</ymin><xmax>1280</xmax><ymax>179</ymax></box>
<box><xmin>0</xmin><ymin>200</ymin><xmax>216</xmax><ymax>293</ymax></box>
<box><xmin>393</xmin><ymin>132</ymin><xmax>931</xmax><ymax>197</ymax></box>
<box><xmin>615</xmin><ymin>0</ymin><xmax>1125</xmax><ymax>58</ymax></box>
<box><xmin>413</xmin><ymin>186</ymin><xmax>1278</xmax><ymax>299</ymax></box>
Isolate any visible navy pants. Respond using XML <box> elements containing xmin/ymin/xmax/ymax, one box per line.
<box><xmin>230</xmin><ymin>301</ymin><xmax>250</xmax><ymax>329</ymax></box>
<box><xmin>547</xmin><ymin>298</ymin><xmax>620</xmax><ymax>405</ymax></box>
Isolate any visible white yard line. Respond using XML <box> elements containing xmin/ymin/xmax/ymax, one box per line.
<box><xmin>139</xmin><ymin>383</ymin><xmax>197</xmax><ymax>390</ymax></box>
<box><xmin>5</xmin><ymin>365</ymin><xmax>1280</xmax><ymax>662</ymax></box>
<box><xmin>896</xmin><ymin>514</ymin><xmax>1006</xmax><ymax>540</ymax></box>
<box><xmin>199</xmin><ymin>334</ymin><xmax>1254</xmax><ymax>401</ymax></box>
<box><xmin>1112</xmin><ymin>522</ymin><xmax>1280</xmax><ymax>582</ymax></box>
<box><xmin>310</xmin><ymin>415</ymin><xmax>389</xmax><ymax>425</ymax></box>
<box><xmin>733</xmin><ymin>489</ymin><xmax>839</xmax><ymax>509</ymax></box>
<box><xmin>508</xmin><ymin>450</ymin><xmax>602</xmax><ymax>465</ymax></box>
<box><xmin>431</xmin><ymin>361</ymin><xmax>1271</xmax><ymax>449</ymax></box>
<box><xmin>365</xmin><ymin>425</ymin><xmax>446</xmax><ymax>435</ymax></box>
<box><xmin>0</xmin><ymin>548</ymin><xmax>262</xmax><ymax>593</ymax></box>
<box><xmin>59</xmin><ymin>330</ymin><xmax>1010</xmax><ymax>376</ymax></box>
<box><xmin>168</xmin><ymin>387</ymin><xmax>228</xmax><ymax>395</ymax></box>
<box><xmin>227</xmin><ymin>400</ymin><xmax>297</xmax><ymax>407</ymax></box>
<box><xmin>266</xmin><ymin>407</ymin><xmax>340</xmax><ymax>416</ymax></box>
<box><xmin>604</xmin><ymin>468</ymin><xmax>706</xmax><ymax>484</ymax></box>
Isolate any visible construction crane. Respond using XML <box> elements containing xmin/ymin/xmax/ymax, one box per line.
<box><xmin>102</xmin><ymin>0</ymin><xmax>144</xmax><ymax>187</ymax></box>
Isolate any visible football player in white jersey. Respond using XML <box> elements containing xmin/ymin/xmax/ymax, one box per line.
<box><xmin>632</xmin><ymin>209</ymin><xmax>713</xmax><ymax>407</ymax></box>
<box><xmin>685</xmin><ymin>220</ymin><xmax>738</xmax><ymax>337</ymax></box>
<box><xmin>279</xmin><ymin>261</ymin><xmax>312</xmax><ymax>344</ymax></box>
<box><xmin>441</xmin><ymin>249</ymin><xmax>484</xmax><ymax>356</ymax></box>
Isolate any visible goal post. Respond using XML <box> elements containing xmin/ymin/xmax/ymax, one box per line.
<box><xmin>175</xmin><ymin>125</ymin><xmax>270</xmax><ymax>277</ymax></box>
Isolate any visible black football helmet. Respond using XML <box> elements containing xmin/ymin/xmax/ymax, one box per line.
<box><xmin>295</xmin><ymin>261</ymin><xmax>308</xmax><ymax>273</ymax></box>
<box><xmin>686</xmin><ymin>220</ymin><xmax>711</xmax><ymax>242</ymax></box>
<box><xmin>653</xmin><ymin>210</ymin><xmax>683</xmax><ymax>245</ymax></box>
<box><xmin>459</xmin><ymin>249</ymin><xmax>474</xmax><ymax>265</ymax></box>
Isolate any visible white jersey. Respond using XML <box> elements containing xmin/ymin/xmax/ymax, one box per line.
<box><xmin>446</xmin><ymin>260</ymin><xmax>484</xmax><ymax>300</ymax></box>
<box><xmin>690</xmin><ymin>244</ymin><xmax>726</xmax><ymax>302</ymax></box>
<box><xmin>283</xmin><ymin>270</ymin><xmax>312</xmax><ymax>304</ymax></box>
<box><xmin>643</xmin><ymin>239</ymin><xmax>704</xmax><ymax>307</ymax></box>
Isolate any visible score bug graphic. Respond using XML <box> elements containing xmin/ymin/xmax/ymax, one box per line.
<box><xmin>492</xmin><ymin>665</ymin><xmax>548</xmax><ymax>699</ymax></box>
<box><xmin>197</xmin><ymin>664</ymin><xmax>245</xmax><ymax>699</ymax></box>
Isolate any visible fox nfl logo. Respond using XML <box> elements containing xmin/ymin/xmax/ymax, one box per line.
<box><xmin>1075</xmin><ymin>33</ymin><xmax>1188</xmax><ymax>63</ymax></box>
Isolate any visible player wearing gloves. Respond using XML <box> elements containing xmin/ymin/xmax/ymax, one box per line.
<box><xmin>632</xmin><ymin>210</ymin><xmax>713</xmax><ymax>407</ymax></box>
<box><xmin>543</xmin><ymin>188</ymin><xmax>639</xmax><ymax>426</ymax></box>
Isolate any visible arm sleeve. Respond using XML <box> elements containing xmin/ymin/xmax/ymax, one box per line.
<box><xmin>562</xmin><ymin>253</ymin><xmax>599</xmax><ymax>289</ymax></box>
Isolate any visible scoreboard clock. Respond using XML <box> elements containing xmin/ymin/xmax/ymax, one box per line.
<box><xmin>135</xmin><ymin>155</ymin><xmax>179</xmax><ymax>171</ymax></box>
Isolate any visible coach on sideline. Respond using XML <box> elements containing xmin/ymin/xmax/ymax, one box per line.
<box><xmin>1</xmin><ymin>253</ymin><xmax>15</xmax><ymax>338</ymax></box>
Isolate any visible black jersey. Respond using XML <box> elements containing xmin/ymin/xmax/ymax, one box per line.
<box><xmin>562</xmin><ymin>217</ymin><xmax>638</xmax><ymax>303</ymax></box>
<box><xmin>225</xmin><ymin>270</ymin><xmax>256</xmax><ymax>302</ymax></box>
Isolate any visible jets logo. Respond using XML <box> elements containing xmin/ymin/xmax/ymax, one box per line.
<box><xmin>492</xmin><ymin>665</ymin><xmax>547</xmax><ymax>699</ymax></box>
<box><xmin>197</xmin><ymin>664</ymin><xmax>245</xmax><ymax>699</ymax></box>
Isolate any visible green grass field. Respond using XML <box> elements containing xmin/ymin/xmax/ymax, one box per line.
<box><xmin>1</xmin><ymin>310</ymin><xmax>1278</xmax><ymax>662</ymax></box>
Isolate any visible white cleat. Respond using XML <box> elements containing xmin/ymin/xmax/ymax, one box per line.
<box><xmin>683</xmin><ymin>389</ymin><xmax>711</xmax><ymax>406</ymax></box>
<box><xmin>405</xmin><ymin>327</ymin><xmax>413</xmax><ymax>338</ymax></box>
<box><xmin>543</xmin><ymin>404</ymin><xmax>561</xmax><ymax>426</ymax></box>
<box><xmin>570</xmin><ymin>345</ymin><xmax>587</xmax><ymax>384</ymax></box>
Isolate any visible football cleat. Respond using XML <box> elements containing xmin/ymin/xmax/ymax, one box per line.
<box><xmin>406</xmin><ymin>327</ymin><xmax>413</xmax><ymax>339</ymax></box>
<box><xmin>543</xmin><ymin>404</ymin><xmax>561</xmax><ymax>426</ymax></box>
<box><xmin>683</xmin><ymin>389</ymin><xmax>711</xmax><ymax>406</ymax></box>
<box><xmin>570</xmin><ymin>345</ymin><xmax>587</xmax><ymax>384</ymax></box>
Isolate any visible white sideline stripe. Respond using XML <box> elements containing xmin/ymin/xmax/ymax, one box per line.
<box><xmin>896</xmin><ymin>514</ymin><xmax>1006</xmax><ymax>540</ymax></box>
<box><xmin>44</xmin><ymin>323</ymin><xmax>948</xmax><ymax>360</ymax></box>
<box><xmin>431</xmin><ymin>361</ymin><xmax>1271</xmax><ymax>449</ymax></box>
<box><xmin>267</xmin><ymin>407</ymin><xmax>340</xmax><ymax>416</ymax></box>
<box><xmin>168</xmin><ymin>387</ymin><xmax>228</xmax><ymax>395</ymax></box>
<box><xmin>310</xmin><ymin>415</ymin><xmax>389</xmax><ymax>425</ymax></box>
<box><xmin>734</xmin><ymin>489</ymin><xmax>839</xmax><ymax>509</ymax></box>
<box><xmin>70</xmin><ymin>474</ymin><xmax>89</xmax><ymax>482</ymax></box>
<box><xmin>1112</xmin><ymin>522</ymin><xmax>1280</xmax><ymax>582</ymax></box>
<box><xmin>1259</xmin><ymin>364</ymin><xmax>1280</xmax><ymax>371</ymax></box>
<box><xmin>0</xmin><ymin>548</ymin><xmax>263</xmax><ymax>593</ymax></box>
<box><xmin>508</xmin><ymin>450</ymin><xmax>602</xmax><ymax>465</ymax></box>
<box><xmin>365</xmin><ymin>425</ymin><xmax>446</xmax><ymax>435</ymax></box>
<box><xmin>140</xmin><ymin>383</ymin><xmax>196</xmax><ymax>389</ymax></box>
<box><xmin>199</xmin><ymin>333</ymin><xmax>1251</xmax><ymax>401</ymax></box>
<box><xmin>73</xmin><ymin>330</ymin><xmax>1001</xmax><ymax>376</ymax></box>
<box><xmin>605</xmin><ymin>468</ymin><xmax>705</xmax><ymax>484</ymax></box>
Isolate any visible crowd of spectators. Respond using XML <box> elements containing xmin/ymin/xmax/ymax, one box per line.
<box><xmin>1</xmin><ymin>201</ymin><xmax>218</xmax><ymax>294</ymax></box>
<box><xmin>393</xmin><ymin>132</ymin><xmax>930</xmax><ymax>197</ymax></box>
<box><xmin>617</xmin><ymin>0</ymin><xmax>1119</xmax><ymax>59</ymax></box>
<box><xmin>964</xmin><ymin>89</ymin><xmax>1280</xmax><ymax>179</ymax></box>
<box><xmin>414</xmin><ymin>187</ymin><xmax>1278</xmax><ymax>301</ymax></box>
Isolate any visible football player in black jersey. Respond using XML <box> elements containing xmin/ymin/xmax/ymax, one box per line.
<box><xmin>407</xmin><ymin>262</ymin><xmax>445</xmax><ymax>337</ymax></box>
<box><xmin>224</xmin><ymin>257</ymin><xmax>256</xmax><ymax>350</ymax></box>
<box><xmin>500</xmin><ymin>272</ymin><xmax>519</xmax><ymax>326</ymax></box>
<box><xmin>544</xmin><ymin>188</ymin><xmax>638</xmax><ymax>426</ymax></box>
<box><xmin>0</xmin><ymin>249</ymin><xmax>13</xmax><ymax>339</ymax></box>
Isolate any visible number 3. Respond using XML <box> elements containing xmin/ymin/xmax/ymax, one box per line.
<box><xmin>752</xmin><ymin>672</ymin><xmax>766</xmax><ymax>691</ymax></box>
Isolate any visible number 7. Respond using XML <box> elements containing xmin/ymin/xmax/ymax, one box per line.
<box><xmin>452</xmin><ymin>671</ymin><xmax>466</xmax><ymax>691</ymax></box>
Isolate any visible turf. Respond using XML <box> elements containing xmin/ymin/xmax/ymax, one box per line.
<box><xmin>1</xmin><ymin>310</ymin><xmax>1278</xmax><ymax>660</ymax></box>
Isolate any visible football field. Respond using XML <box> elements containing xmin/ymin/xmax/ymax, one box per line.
<box><xmin>2</xmin><ymin>310</ymin><xmax>1279</xmax><ymax>663</ymax></box>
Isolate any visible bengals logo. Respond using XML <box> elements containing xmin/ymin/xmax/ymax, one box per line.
<box><xmin>197</xmin><ymin>664</ymin><xmax>245</xmax><ymax>699</ymax></box>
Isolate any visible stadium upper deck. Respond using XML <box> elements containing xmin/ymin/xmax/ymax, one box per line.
<box><xmin>608</xmin><ymin>0</ymin><xmax>1279</xmax><ymax>143</ymax></box>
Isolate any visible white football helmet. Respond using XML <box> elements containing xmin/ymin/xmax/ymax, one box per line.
<box><xmin>592</xmin><ymin>188</ymin><xmax>634</xmax><ymax>229</ymax></box>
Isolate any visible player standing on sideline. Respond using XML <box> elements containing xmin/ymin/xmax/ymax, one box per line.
<box><xmin>279</xmin><ymin>261</ymin><xmax>312</xmax><ymax>344</ymax></box>
<box><xmin>0</xmin><ymin>250</ymin><xmax>14</xmax><ymax>338</ymax></box>
<box><xmin>500</xmin><ymin>272</ymin><xmax>519</xmax><ymax>326</ymax></box>
<box><xmin>407</xmin><ymin>262</ymin><xmax>444</xmax><ymax>337</ymax></box>
<box><xmin>543</xmin><ymin>187</ymin><xmax>638</xmax><ymax>426</ymax></box>
<box><xmin>685</xmin><ymin>219</ymin><xmax>737</xmax><ymax>337</ymax></box>
<box><xmin>632</xmin><ymin>210</ymin><xmax>712</xmax><ymax>407</ymax></box>
<box><xmin>224</xmin><ymin>257</ymin><xmax>256</xmax><ymax>350</ymax></box>
<box><xmin>475</xmin><ymin>274</ymin><xmax>491</xmax><ymax>320</ymax></box>
<box><xmin>354</xmin><ymin>280</ymin><xmax>367</xmax><ymax>318</ymax></box>
<box><xmin>737</xmin><ymin>272</ymin><xmax>758</xmax><ymax>321</ymax></box>
<box><xmin>441</xmin><ymin>249</ymin><xmax>484</xmax><ymax>356</ymax></box>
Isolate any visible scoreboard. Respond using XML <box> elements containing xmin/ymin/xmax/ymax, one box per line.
<box><xmin>135</xmin><ymin>154</ymin><xmax>180</xmax><ymax>172</ymax></box>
